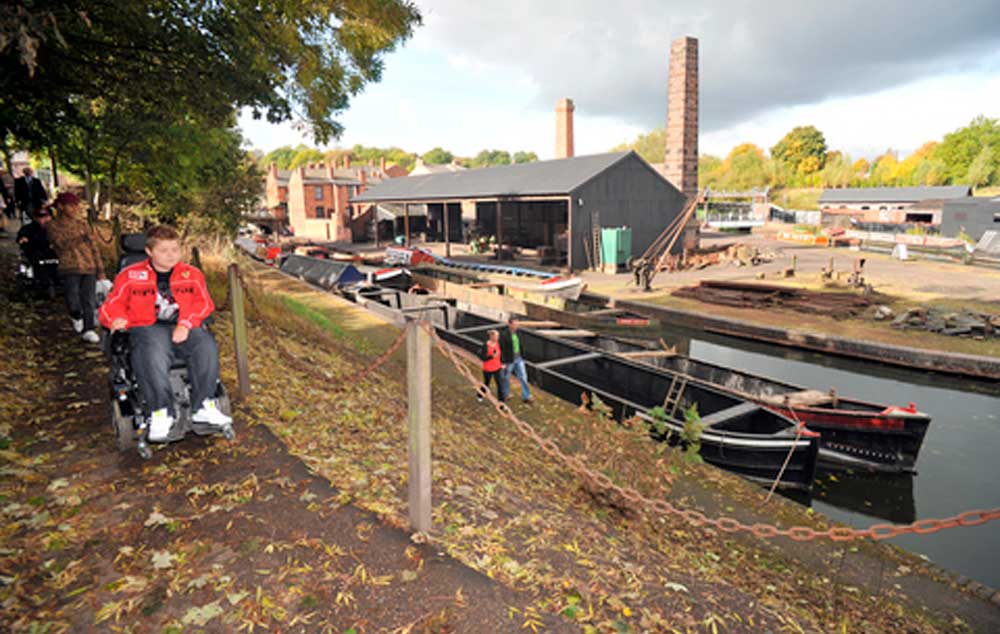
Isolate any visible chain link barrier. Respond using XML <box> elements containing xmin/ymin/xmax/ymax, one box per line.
<box><xmin>414</xmin><ymin>320</ymin><xmax>1000</xmax><ymax>543</ymax></box>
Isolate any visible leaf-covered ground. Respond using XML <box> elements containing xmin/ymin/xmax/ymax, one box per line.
<box><xmin>2</xmin><ymin>233</ymin><xmax>996</xmax><ymax>633</ymax></box>
<box><xmin>0</xmin><ymin>243</ymin><xmax>568</xmax><ymax>633</ymax></box>
<box><xmin>219</xmin><ymin>258</ymin><xmax>999</xmax><ymax>633</ymax></box>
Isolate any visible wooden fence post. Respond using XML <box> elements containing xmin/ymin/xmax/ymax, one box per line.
<box><xmin>407</xmin><ymin>320</ymin><xmax>432</xmax><ymax>532</ymax></box>
<box><xmin>228</xmin><ymin>263</ymin><xmax>251</xmax><ymax>398</ymax></box>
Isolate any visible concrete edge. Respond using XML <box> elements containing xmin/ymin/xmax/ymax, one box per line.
<box><xmin>615</xmin><ymin>298</ymin><xmax>1000</xmax><ymax>380</ymax></box>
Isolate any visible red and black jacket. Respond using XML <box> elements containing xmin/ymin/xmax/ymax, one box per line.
<box><xmin>99</xmin><ymin>259</ymin><xmax>215</xmax><ymax>330</ymax></box>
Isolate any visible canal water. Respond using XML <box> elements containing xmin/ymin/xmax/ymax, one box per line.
<box><xmin>650</xmin><ymin>324</ymin><xmax>1000</xmax><ymax>588</ymax></box>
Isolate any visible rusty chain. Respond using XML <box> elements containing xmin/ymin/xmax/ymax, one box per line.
<box><xmin>222</xmin><ymin>255</ymin><xmax>1000</xmax><ymax>543</ymax></box>
<box><xmin>414</xmin><ymin>320</ymin><xmax>1000</xmax><ymax>543</ymax></box>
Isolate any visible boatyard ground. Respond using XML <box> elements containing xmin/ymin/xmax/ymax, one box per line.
<box><xmin>5</xmin><ymin>236</ymin><xmax>998</xmax><ymax>632</ymax></box>
<box><xmin>356</xmin><ymin>232</ymin><xmax>1000</xmax><ymax>360</ymax></box>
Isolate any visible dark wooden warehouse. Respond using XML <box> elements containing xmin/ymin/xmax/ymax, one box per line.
<box><xmin>350</xmin><ymin>151</ymin><xmax>690</xmax><ymax>270</ymax></box>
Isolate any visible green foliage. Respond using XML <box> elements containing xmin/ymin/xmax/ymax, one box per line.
<box><xmin>967</xmin><ymin>145</ymin><xmax>997</xmax><ymax>188</ymax></box>
<box><xmin>513</xmin><ymin>151</ymin><xmax>539</xmax><ymax>164</ymax></box>
<box><xmin>612</xmin><ymin>127</ymin><xmax>666</xmax><ymax>164</ymax></box>
<box><xmin>467</xmin><ymin>149</ymin><xmax>512</xmax><ymax>168</ymax></box>
<box><xmin>289</xmin><ymin>147</ymin><xmax>326</xmax><ymax>169</ymax></box>
<box><xmin>2</xmin><ymin>0</ymin><xmax>421</xmax><ymax>232</ymax></box>
<box><xmin>680</xmin><ymin>404</ymin><xmax>703</xmax><ymax>464</ymax></box>
<box><xmin>421</xmin><ymin>147</ymin><xmax>454</xmax><ymax>165</ymax></box>
<box><xmin>718</xmin><ymin>143</ymin><xmax>768</xmax><ymax>190</ymax></box>
<box><xmin>645</xmin><ymin>406</ymin><xmax>670</xmax><ymax>438</ymax></box>
<box><xmin>771</xmin><ymin>126</ymin><xmax>827</xmax><ymax>176</ymax></box>
<box><xmin>937</xmin><ymin>116</ymin><xmax>1000</xmax><ymax>183</ymax></box>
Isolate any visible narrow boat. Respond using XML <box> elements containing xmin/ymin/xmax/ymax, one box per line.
<box><xmin>348</xmin><ymin>285</ymin><xmax>819</xmax><ymax>491</ymax></box>
<box><xmin>567</xmin><ymin>334</ymin><xmax>930</xmax><ymax>473</ymax></box>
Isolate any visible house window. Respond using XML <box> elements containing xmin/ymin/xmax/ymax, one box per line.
<box><xmin>315</xmin><ymin>206</ymin><xmax>325</xmax><ymax>218</ymax></box>
<box><xmin>860</xmin><ymin>206</ymin><xmax>870</xmax><ymax>210</ymax></box>
<box><xmin>314</xmin><ymin>186</ymin><xmax>323</xmax><ymax>200</ymax></box>
<box><xmin>897</xmin><ymin>205</ymin><xmax>905</xmax><ymax>210</ymax></box>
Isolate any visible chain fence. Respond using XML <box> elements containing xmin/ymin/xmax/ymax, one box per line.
<box><xmin>221</xmin><ymin>261</ymin><xmax>1000</xmax><ymax>544</ymax></box>
<box><xmin>414</xmin><ymin>320</ymin><xmax>1000</xmax><ymax>543</ymax></box>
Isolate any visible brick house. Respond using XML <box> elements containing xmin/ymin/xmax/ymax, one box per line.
<box><xmin>819</xmin><ymin>185</ymin><xmax>971</xmax><ymax>224</ymax></box>
<box><xmin>266</xmin><ymin>156</ymin><xmax>406</xmax><ymax>241</ymax></box>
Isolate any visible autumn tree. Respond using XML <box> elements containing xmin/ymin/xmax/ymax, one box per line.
<box><xmin>771</xmin><ymin>126</ymin><xmax>828</xmax><ymax>181</ymax></box>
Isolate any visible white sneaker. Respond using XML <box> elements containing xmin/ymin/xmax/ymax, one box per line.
<box><xmin>72</xmin><ymin>318</ymin><xmax>84</xmax><ymax>333</ymax></box>
<box><xmin>81</xmin><ymin>330</ymin><xmax>100</xmax><ymax>343</ymax></box>
<box><xmin>192</xmin><ymin>399</ymin><xmax>232</xmax><ymax>427</ymax></box>
<box><xmin>148</xmin><ymin>408</ymin><xmax>174</xmax><ymax>442</ymax></box>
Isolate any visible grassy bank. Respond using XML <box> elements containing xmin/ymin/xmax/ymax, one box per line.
<box><xmin>193</xmin><ymin>252</ymin><xmax>990</xmax><ymax>633</ymax></box>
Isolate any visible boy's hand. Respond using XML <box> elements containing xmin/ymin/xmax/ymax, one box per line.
<box><xmin>110</xmin><ymin>318</ymin><xmax>128</xmax><ymax>331</ymax></box>
<box><xmin>172</xmin><ymin>325</ymin><xmax>190</xmax><ymax>343</ymax></box>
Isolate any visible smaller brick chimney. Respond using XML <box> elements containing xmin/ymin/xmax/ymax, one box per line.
<box><xmin>555</xmin><ymin>98</ymin><xmax>575</xmax><ymax>159</ymax></box>
<box><xmin>343</xmin><ymin>155</ymin><xmax>351</xmax><ymax>169</ymax></box>
<box><xmin>269</xmin><ymin>162</ymin><xmax>277</xmax><ymax>177</ymax></box>
<box><xmin>379</xmin><ymin>156</ymin><xmax>386</xmax><ymax>173</ymax></box>
<box><xmin>326</xmin><ymin>161</ymin><xmax>335</xmax><ymax>180</ymax></box>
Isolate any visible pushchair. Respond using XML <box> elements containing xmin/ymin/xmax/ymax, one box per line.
<box><xmin>106</xmin><ymin>233</ymin><xmax>234</xmax><ymax>459</ymax></box>
<box><xmin>14</xmin><ymin>226</ymin><xmax>60</xmax><ymax>300</ymax></box>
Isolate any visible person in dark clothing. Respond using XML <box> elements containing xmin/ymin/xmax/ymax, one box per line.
<box><xmin>477</xmin><ymin>329</ymin><xmax>504</xmax><ymax>402</ymax></box>
<box><xmin>16</xmin><ymin>209</ymin><xmax>60</xmax><ymax>291</ymax></box>
<box><xmin>498</xmin><ymin>318</ymin><xmax>532</xmax><ymax>403</ymax></box>
<box><xmin>14</xmin><ymin>167</ymin><xmax>48</xmax><ymax>222</ymax></box>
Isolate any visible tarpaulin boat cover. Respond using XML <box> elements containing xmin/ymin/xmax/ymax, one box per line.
<box><xmin>280</xmin><ymin>254</ymin><xmax>366</xmax><ymax>290</ymax></box>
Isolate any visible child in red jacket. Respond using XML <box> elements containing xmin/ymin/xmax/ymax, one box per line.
<box><xmin>477</xmin><ymin>329</ymin><xmax>504</xmax><ymax>402</ymax></box>
<box><xmin>99</xmin><ymin>225</ymin><xmax>231</xmax><ymax>441</ymax></box>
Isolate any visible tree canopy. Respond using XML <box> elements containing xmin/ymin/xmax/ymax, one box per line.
<box><xmin>1</xmin><ymin>0</ymin><xmax>421</xmax><ymax>231</ymax></box>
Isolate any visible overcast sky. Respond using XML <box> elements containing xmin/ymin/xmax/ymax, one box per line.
<box><xmin>240</xmin><ymin>0</ymin><xmax>1000</xmax><ymax>161</ymax></box>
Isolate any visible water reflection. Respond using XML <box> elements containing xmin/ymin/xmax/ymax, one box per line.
<box><xmin>635</xmin><ymin>323</ymin><xmax>1000</xmax><ymax>587</ymax></box>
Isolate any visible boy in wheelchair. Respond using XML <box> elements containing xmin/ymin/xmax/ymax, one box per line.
<box><xmin>99</xmin><ymin>225</ymin><xmax>232</xmax><ymax>443</ymax></box>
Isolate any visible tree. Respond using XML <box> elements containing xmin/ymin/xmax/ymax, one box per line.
<box><xmin>718</xmin><ymin>143</ymin><xmax>767</xmax><ymax>190</ymax></box>
<box><xmin>422</xmin><ymin>147</ymin><xmax>453</xmax><ymax>165</ymax></box>
<box><xmin>869</xmin><ymin>151</ymin><xmax>899</xmax><ymax>186</ymax></box>
<box><xmin>260</xmin><ymin>146</ymin><xmax>304</xmax><ymax>170</ymax></box>
<box><xmin>513</xmin><ymin>151</ymin><xmax>538</xmax><ymax>164</ymax></box>
<box><xmin>468</xmin><ymin>149</ymin><xmax>511</xmax><ymax>168</ymax></box>
<box><xmin>967</xmin><ymin>145</ymin><xmax>997</xmax><ymax>188</ymax></box>
<box><xmin>771</xmin><ymin>126</ymin><xmax>828</xmax><ymax>178</ymax></box>
<box><xmin>289</xmin><ymin>147</ymin><xmax>325</xmax><ymax>169</ymax></box>
<box><xmin>937</xmin><ymin>116</ymin><xmax>1000</xmax><ymax>183</ymax></box>
<box><xmin>698</xmin><ymin>155</ymin><xmax>723</xmax><ymax>188</ymax></box>
<box><xmin>612</xmin><ymin>128</ymin><xmax>666</xmax><ymax>164</ymax></box>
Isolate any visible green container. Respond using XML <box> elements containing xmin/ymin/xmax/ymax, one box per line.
<box><xmin>600</xmin><ymin>227</ymin><xmax>632</xmax><ymax>265</ymax></box>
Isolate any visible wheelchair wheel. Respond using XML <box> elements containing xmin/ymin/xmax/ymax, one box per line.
<box><xmin>111</xmin><ymin>400</ymin><xmax>137</xmax><ymax>451</ymax></box>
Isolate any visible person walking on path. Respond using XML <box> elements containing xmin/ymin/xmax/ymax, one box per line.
<box><xmin>47</xmin><ymin>192</ymin><xmax>106</xmax><ymax>343</ymax></box>
<box><xmin>14</xmin><ymin>167</ymin><xmax>48</xmax><ymax>223</ymax></box>
<box><xmin>499</xmin><ymin>318</ymin><xmax>532</xmax><ymax>404</ymax></box>
<box><xmin>477</xmin><ymin>329</ymin><xmax>504</xmax><ymax>402</ymax></box>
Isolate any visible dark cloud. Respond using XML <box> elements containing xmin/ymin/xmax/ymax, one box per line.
<box><xmin>418</xmin><ymin>0</ymin><xmax>1000</xmax><ymax>131</ymax></box>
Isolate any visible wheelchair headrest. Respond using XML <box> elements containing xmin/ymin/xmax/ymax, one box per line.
<box><xmin>121</xmin><ymin>233</ymin><xmax>147</xmax><ymax>254</ymax></box>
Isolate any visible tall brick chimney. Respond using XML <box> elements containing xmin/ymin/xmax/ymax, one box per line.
<box><xmin>379</xmin><ymin>156</ymin><xmax>386</xmax><ymax>173</ymax></box>
<box><xmin>325</xmin><ymin>161</ymin><xmax>335</xmax><ymax>179</ymax></box>
<box><xmin>664</xmin><ymin>36</ymin><xmax>698</xmax><ymax>199</ymax></box>
<box><xmin>343</xmin><ymin>155</ymin><xmax>351</xmax><ymax>169</ymax></box>
<box><xmin>555</xmin><ymin>98</ymin><xmax>575</xmax><ymax>159</ymax></box>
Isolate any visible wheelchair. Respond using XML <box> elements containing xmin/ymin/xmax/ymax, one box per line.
<box><xmin>107</xmin><ymin>233</ymin><xmax>235</xmax><ymax>459</ymax></box>
<box><xmin>14</xmin><ymin>244</ymin><xmax>59</xmax><ymax>301</ymax></box>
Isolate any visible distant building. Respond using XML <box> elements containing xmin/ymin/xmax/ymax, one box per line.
<box><xmin>939</xmin><ymin>197</ymin><xmax>1000</xmax><ymax>241</ymax></box>
<box><xmin>819</xmin><ymin>185</ymin><xmax>971</xmax><ymax>224</ymax></box>
<box><xmin>263</xmin><ymin>156</ymin><xmax>405</xmax><ymax>240</ymax></box>
<box><xmin>409</xmin><ymin>158</ymin><xmax>466</xmax><ymax>176</ymax></box>
<box><xmin>352</xmin><ymin>151</ymin><xmax>689</xmax><ymax>270</ymax></box>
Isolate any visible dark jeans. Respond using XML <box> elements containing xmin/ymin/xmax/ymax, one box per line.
<box><xmin>129</xmin><ymin>324</ymin><xmax>220</xmax><ymax>416</ymax></box>
<box><xmin>481</xmin><ymin>369</ymin><xmax>503</xmax><ymax>400</ymax></box>
<box><xmin>62</xmin><ymin>273</ymin><xmax>96</xmax><ymax>330</ymax></box>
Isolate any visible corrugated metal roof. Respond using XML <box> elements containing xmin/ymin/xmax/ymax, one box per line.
<box><xmin>351</xmin><ymin>152</ymin><xmax>632</xmax><ymax>203</ymax></box>
<box><xmin>820</xmin><ymin>185</ymin><xmax>971</xmax><ymax>204</ymax></box>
